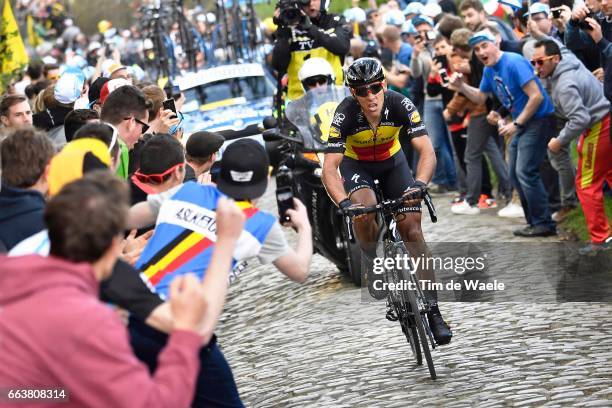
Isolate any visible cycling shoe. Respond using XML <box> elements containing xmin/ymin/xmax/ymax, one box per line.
<box><xmin>428</xmin><ymin>312</ymin><xmax>452</xmax><ymax>345</ymax></box>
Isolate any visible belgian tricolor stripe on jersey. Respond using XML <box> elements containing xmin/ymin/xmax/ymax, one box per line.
<box><xmin>140</xmin><ymin>201</ymin><xmax>260</xmax><ymax>288</ymax></box>
<box><xmin>135</xmin><ymin>182</ymin><xmax>277</xmax><ymax>298</ymax></box>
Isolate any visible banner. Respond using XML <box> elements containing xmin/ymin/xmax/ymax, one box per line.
<box><xmin>0</xmin><ymin>0</ymin><xmax>29</xmax><ymax>88</ymax></box>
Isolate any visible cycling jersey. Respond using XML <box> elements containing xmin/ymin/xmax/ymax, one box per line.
<box><xmin>135</xmin><ymin>182</ymin><xmax>278</xmax><ymax>298</ymax></box>
<box><xmin>326</xmin><ymin>90</ymin><xmax>427</xmax><ymax>161</ymax></box>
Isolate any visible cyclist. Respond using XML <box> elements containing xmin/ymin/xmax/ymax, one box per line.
<box><xmin>321</xmin><ymin>57</ymin><xmax>452</xmax><ymax>345</ymax></box>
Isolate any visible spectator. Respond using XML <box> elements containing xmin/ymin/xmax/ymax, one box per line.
<box><xmin>0</xmin><ymin>171</ymin><xmax>208</xmax><ymax>408</ymax></box>
<box><xmin>0</xmin><ymin>128</ymin><xmax>54</xmax><ymax>250</ymax></box>
<box><xmin>459</xmin><ymin>0</ymin><xmax>517</xmax><ymax>42</ymax></box>
<box><xmin>43</xmin><ymin>63</ymin><xmax>60</xmax><ymax>82</ymax></box>
<box><xmin>381</xmin><ymin>25</ymin><xmax>412</xmax><ymax>90</ymax></box>
<box><xmin>0</xmin><ymin>94</ymin><xmax>33</xmax><ymax>129</ymax></box>
<box><xmin>185</xmin><ymin>130</ymin><xmax>225</xmax><ymax>184</ymax></box>
<box><xmin>100</xmin><ymin>85</ymin><xmax>149</xmax><ymax>179</ymax></box>
<box><xmin>127</xmin><ymin>137</ymin><xmax>312</xmax><ymax>406</ymax></box>
<box><xmin>410</xmin><ymin>15</ymin><xmax>457</xmax><ymax>193</ymax></box>
<box><xmin>107</xmin><ymin>62</ymin><xmax>133</xmax><ymax>83</ymax></box>
<box><xmin>87</xmin><ymin>76</ymin><xmax>110</xmax><ymax>113</ymax></box>
<box><xmin>566</xmin><ymin>2</ymin><xmax>612</xmax><ymax>103</ymax></box>
<box><xmin>33</xmin><ymin>69</ymin><xmax>86</xmax><ymax>148</ymax></box>
<box><xmin>141</xmin><ymin>85</ymin><xmax>180</xmax><ymax>135</ymax></box>
<box><xmin>448</xmin><ymin>27</ymin><xmax>514</xmax><ymax>216</ymax></box>
<box><xmin>64</xmin><ymin>108</ymin><xmax>99</xmax><ymax>142</ymax></box>
<box><xmin>533</xmin><ymin>39</ymin><xmax>611</xmax><ymax>254</ymax></box>
<box><xmin>449</xmin><ymin>31</ymin><xmax>557</xmax><ymax>237</ymax></box>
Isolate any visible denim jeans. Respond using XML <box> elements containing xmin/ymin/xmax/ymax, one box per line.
<box><xmin>424</xmin><ymin>99</ymin><xmax>456</xmax><ymax>187</ymax></box>
<box><xmin>128</xmin><ymin>317</ymin><xmax>244</xmax><ymax>408</ymax></box>
<box><xmin>508</xmin><ymin>116</ymin><xmax>556</xmax><ymax>230</ymax></box>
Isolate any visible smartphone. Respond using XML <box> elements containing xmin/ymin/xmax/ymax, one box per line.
<box><xmin>276</xmin><ymin>187</ymin><xmax>294</xmax><ymax>224</ymax></box>
<box><xmin>551</xmin><ymin>7</ymin><xmax>562</xmax><ymax>19</ymax></box>
<box><xmin>433</xmin><ymin>55</ymin><xmax>448</xmax><ymax>68</ymax></box>
<box><xmin>439</xmin><ymin>68</ymin><xmax>450</xmax><ymax>86</ymax></box>
<box><xmin>163</xmin><ymin>98</ymin><xmax>178</xmax><ymax>119</ymax></box>
<box><xmin>426</xmin><ymin>30</ymin><xmax>437</xmax><ymax>42</ymax></box>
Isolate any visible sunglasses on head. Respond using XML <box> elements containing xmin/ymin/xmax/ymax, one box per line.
<box><xmin>352</xmin><ymin>82</ymin><xmax>384</xmax><ymax>97</ymax></box>
<box><xmin>124</xmin><ymin>116</ymin><xmax>149</xmax><ymax>134</ymax></box>
<box><xmin>304</xmin><ymin>75</ymin><xmax>329</xmax><ymax>88</ymax></box>
<box><xmin>530</xmin><ymin>55</ymin><xmax>555</xmax><ymax>66</ymax></box>
<box><xmin>133</xmin><ymin>162</ymin><xmax>184</xmax><ymax>184</ymax></box>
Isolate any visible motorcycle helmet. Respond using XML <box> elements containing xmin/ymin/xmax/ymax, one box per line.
<box><xmin>298</xmin><ymin>57</ymin><xmax>335</xmax><ymax>90</ymax></box>
<box><xmin>344</xmin><ymin>57</ymin><xmax>385</xmax><ymax>88</ymax></box>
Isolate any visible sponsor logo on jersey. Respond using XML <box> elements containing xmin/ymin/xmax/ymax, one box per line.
<box><xmin>410</xmin><ymin>110</ymin><xmax>421</xmax><ymax>123</ymax></box>
<box><xmin>332</xmin><ymin>112</ymin><xmax>346</xmax><ymax>126</ymax></box>
<box><xmin>401</xmin><ymin>97</ymin><xmax>415</xmax><ymax>112</ymax></box>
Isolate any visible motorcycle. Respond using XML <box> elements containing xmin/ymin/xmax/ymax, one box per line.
<box><xmin>263</xmin><ymin>86</ymin><xmax>362</xmax><ymax>285</ymax></box>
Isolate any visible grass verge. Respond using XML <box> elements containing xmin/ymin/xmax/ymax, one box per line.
<box><xmin>559</xmin><ymin>196</ymin><xmax>612</xmax><ymax>242</ymax></box>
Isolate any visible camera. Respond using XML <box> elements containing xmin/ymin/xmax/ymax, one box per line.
<box><xmin>576</xmin><ymin>9</ymin><xmax>594</xmax><ymax>31</ymax></box>
<box><xmin>277</xmin><ymin>0</ymin><xmax>309</xmax><ymax>26</ymax></box>
<box><xmin>551</xmin><ymin>8</ymin><xmax>562</xmax><ymax>19</ymax></box>
<box><xmin>276</xmin><ymin>165</ymin><xmax>295</xmax><ymax>223</ymax></box>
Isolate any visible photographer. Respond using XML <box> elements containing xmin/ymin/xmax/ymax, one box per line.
<box><xmin>271</xmin><ymin>0</ymin><xmax>350</xmax><ymax>101</ymax></box>
<box><xmin>565</xmin><ymin>1</ymin><xmax>612</xmax><ymax>102</ymax></box>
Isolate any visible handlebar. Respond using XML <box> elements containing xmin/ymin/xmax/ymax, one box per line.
<box><xmin>341</xmin><ymin>187</ymin><xmax>438</xmax><ymax>223</ymax></box>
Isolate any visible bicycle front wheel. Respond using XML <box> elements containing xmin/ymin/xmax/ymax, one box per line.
<box><xmin>404</xmin><ymin>281</ymin><xmax>436</xmax><ymax>380</ymax></box>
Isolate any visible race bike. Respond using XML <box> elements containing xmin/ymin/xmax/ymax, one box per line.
<box><xmin>263</xmin><ymin>86</ymin><xmax>363</xmax><ymax>285</ymax></box>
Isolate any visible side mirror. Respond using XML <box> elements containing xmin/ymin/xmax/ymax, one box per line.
<box><xmin>262</xmin><ymin>116</ymin><xmax>278</xmax><ymax>130</ymax></box>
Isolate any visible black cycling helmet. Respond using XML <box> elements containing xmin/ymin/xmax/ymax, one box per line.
<box><xmin>345</xmin><ymin>57</ymin><xmax>385</xmax><ymax>88</ymax></box>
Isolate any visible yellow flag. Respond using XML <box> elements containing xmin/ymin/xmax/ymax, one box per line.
<box><xmin>26</xmin><ymin>14</ymin><xmax>41</xmax><ymax>47</ymax></box>
<box><xmin>1</xmin><ymin>0</ymin><xmax>29</xmax><ymax>74</ymax></box>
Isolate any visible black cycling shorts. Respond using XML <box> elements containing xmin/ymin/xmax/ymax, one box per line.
<box><xmin>339</xmin><ymin>153</ymin><xmax>421</xmax><ymax>213</ymax></box>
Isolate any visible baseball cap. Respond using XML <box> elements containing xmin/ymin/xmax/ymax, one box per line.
<box><xmin>468</xmin><ymin>30</ymin><xmax>497</xmax><ymax>47</ymax></box>
<box><xmin>423</xmin><ymin>2</ymin><xmax>442</xmax><ymax>18</ymax></box>
<box><xmin>401</xmin><ymin>21</ymin><xmax>418</xmax><ymax>35</ymax></box>
<box><xmin>403</xmin><ymin>2</ymin><xmax>424</xmax><ymax>16</ymax></box>
<box><xmin>384</xmin><ymin>9</ymin><xmax>405</xmax><ymax>26</ymax></box>
<box><xmin>217</xmin><ymin>139</ymin><xmax>268</xmax><ymax>200</ymax></box>
<box><xmin>412</xmin><ymin>14</ymin><xmax>435</xmax><ymax>28</ymax></box>
<box><xmin>99</xmin><ymin>78</ymin><xmax>131</xmax><ymax>105</ymax></box>
<box><xmin>48</xmin><ymin>138</ymin><xmax>112</xmax><ymax>196</ymax></box>
<box><xmin>186</xmin><ymin>131</ymin><xmax>225</xmax><ymax>158</ymax></box>
<box><xmin>525</xmin><ymin>2</ymin><xmax>550</xmax><ymax>17</ymax></box>
<box><xmin>54</xmin><ymin>69</ymin><xmax>86</xmax><ymax>105</ymax></box>
<box><xmin>88</xmin><ymin>77</ymin><xmax>110</xmax><ymax>106</ymax></box>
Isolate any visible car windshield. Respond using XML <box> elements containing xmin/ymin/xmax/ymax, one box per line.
<box><xmin>183</xmin><ymin>76</ymin><xmax>273</xmax><ymax>108</ymax></box>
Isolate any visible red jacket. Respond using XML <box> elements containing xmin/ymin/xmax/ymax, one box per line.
<box><xmin>0</xmin><ymin>255</ymin><xmax>201</xmax><ymax>408</ymax></box>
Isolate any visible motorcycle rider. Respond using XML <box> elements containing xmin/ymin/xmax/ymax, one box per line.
<box><xmin>321</xmin><ymin>57</ymin><xmax>453</xmax><ymax>345</ymax></box>
<box><xmin>298</xmin><ymin>57</ymin><xmax>335</xmax><ymax>92</ymax></box>
<box><xmin>271</xmin><ymin>0</ymin><xmax>351</xmax><ymax>101</ymax></box>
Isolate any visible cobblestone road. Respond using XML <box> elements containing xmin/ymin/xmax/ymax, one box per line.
<box><xmin>216</xmin><ymin>187</ymin><xmax>612</xmax><ymax>407</ymax></box>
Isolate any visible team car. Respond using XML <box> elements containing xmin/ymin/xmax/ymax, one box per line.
<box><xmin>176</xmin><ymin>63</ymin><xmax>274</xmax><ymax>154</ymax></box>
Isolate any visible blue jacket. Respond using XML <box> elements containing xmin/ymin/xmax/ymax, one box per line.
<box><xmin>0</xmin><ymin>185</ymin><xmax>46</xmax><ymax>250</ymax></box>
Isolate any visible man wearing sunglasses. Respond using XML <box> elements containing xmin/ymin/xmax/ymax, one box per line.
<box><xmin>322</xmin><ymin>57</ymin><xmax>453</xmax><ymax>346</ymax></box>
<box><xmin>532</xmin><ymin>39</ymin><xmax>612</xmax><ymax>255</ymax></box>
<box><xmin>448</xmin><ymin>31</ymin><xmax>557</xmax><ymax>238</ymax></box>
<box><xmin>100</xmin><ymin>85</ymin><xmax>149</xmax><ymax>180</ymax></box>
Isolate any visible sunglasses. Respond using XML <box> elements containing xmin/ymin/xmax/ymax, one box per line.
<box><xmin>133</xmin><ymin>163</ymin><xmax>184</xmax><ymax>184</ymax></box>
<box><xmin>304</xmin><ymin>75</ymin><xmax>329</xmax><ymax>88</ymax></box>
<box><xmin>124</xmin><ymin>116</ymin><xmax>150</xmax><ymax>134</ymax></box>
<box><xmin>530</xmin><ymin>55</ymin><xmax>555</xmax><ymax>66</ymax></box>
<box><xmin>352</xmin><ymin>82</ymin><xmax>384</xmax><ymax>97</ymax></box>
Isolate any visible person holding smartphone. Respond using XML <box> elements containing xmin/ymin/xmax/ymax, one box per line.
<box><xmin>410</xmin><ymin>15</ymin><xmax>457</xmax><ymax>194</ymax></box>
